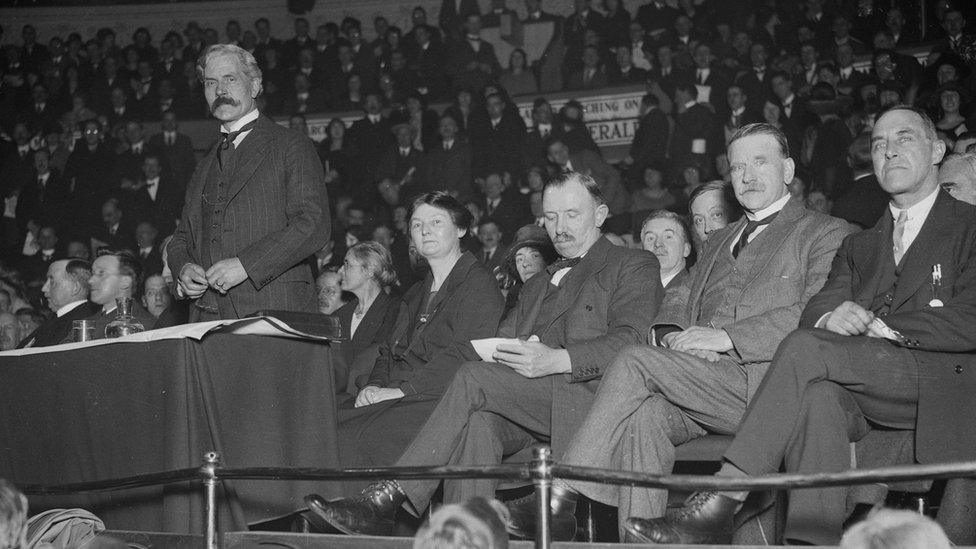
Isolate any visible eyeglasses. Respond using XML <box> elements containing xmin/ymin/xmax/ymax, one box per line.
<box><xmin>84</xmin><ymin>129</ymin><xmax>100</xmax><ymax>135</ymax></box>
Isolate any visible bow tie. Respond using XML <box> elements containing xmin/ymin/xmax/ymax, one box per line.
<box><xmin>220</xmin><ymin>119</ymin><xmax>258</xmax><ymax>150</ymax></box>
<box><xmin>547</xmin><ymin>256</ymin><xmax>582</xmax><ymax>275</ymax></box>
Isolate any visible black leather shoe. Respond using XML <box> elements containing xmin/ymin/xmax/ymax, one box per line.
<box><xmin>504</xmin><ymin>486</ymin><xmax>578</xmax><ymax>541</ymax></box>
<box><xmin>304</xmin><ymin>481</ymin><xmax>406</xmax><ymax>536</ymax></box>
<box><xmin>624</xmin><ymin>491</ymin><xmax>741</xmax><ymax>544</ymax></box>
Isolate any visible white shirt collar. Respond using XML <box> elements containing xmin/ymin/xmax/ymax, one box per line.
<box><xmin>745</xmin><ymin>192</ymin><xmax>790</xmax><ymax>221</ymax></box>
<box><xmin>222</xmin><ymin>108</ymin><xmax>260</xmax><ymax>133</ymax></box>
<box><xmin>146</xmin><ymin>177</ymin><xmax>160</xmax><ymax>186</ymax></box>
<box><xmin>684</xmin><ymin>100</ymin><xmax>697</xmax><ymax>110</ymax></box>
<box><xmin>888</xmin><ymin>186</ymin><xmax>939</xmax><ymax>224</ymax></box>
<box><xmin>56</xmin><ymin>300</ymin><xmax>87</xmax><ymax>318</ymax></box>
<box><xmin>731</xmin><ymin>106</ymin><xmax>745</xmax><ymax>116</ymax></box>
<box><xmin>783</xmin><ymin>93</ymin><xmax>795</xmax><ymax>106</ymax></box>
<box><xmin>661</xmin><ymin>266</ymin><xmax>683</xmax><ymax>288</ymax></box>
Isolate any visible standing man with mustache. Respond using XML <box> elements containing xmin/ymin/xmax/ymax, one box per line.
<box><xmin>526</xmin><ymin>123</ymin><xmax>852</xmax><ymax>542</ymax></box>
<box><xmin>168</xmin><ymin>44</ymin><xmax>330</xmax><ymax>320</ymax></box>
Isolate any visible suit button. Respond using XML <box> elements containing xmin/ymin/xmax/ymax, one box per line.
<box><xmin>211</xmin><ymin>238</ymin><xmax>217</xmax><ymax>243</ymax></box>
<box><xmin>879</xmin><ymin>312</ymin><xmax>888</xmax><ymax>317</ymax></box>
<box><xmin>956</xmin><ymin>365</ymin><xmax>964</xmax><ymax>374</ymax></box>
<box><xmin>212</xmin><ymin>223</ymin><xmax>219</xmax><ymax>228</ymax></box>
<box><xmin>884</xmin><ymin>294</ymin><xmax>893</xmax><ymax>304</ymax></box>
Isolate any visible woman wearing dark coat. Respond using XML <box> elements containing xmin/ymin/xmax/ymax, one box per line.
<box><xmin>332</xmin><ymin>241</ymin><xmax>401</xmax><ymax>395</ymax></box>
<box><xmin>336</xmin><ymin>192</ymin><xmax>505</xmax><ymax>479</ymax></box>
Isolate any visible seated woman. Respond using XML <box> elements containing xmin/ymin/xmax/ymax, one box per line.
<box><xmin>332</xmin><ymin>241</ymin><xmax>400</xmax><ymax>395</ymax></box>
<box><xmin>337</xmin><ymin>192</ymin><xmax>505</xmax><ymax>474</ymax></box>
<box><xmin>501</xmin><ymin>224</ymin><xmax>557</xmax><ymax>312</ymax></box>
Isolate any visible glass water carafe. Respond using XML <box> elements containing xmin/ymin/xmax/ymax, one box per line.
<box><xmin>105</xmin><ymin>297</ymin><xmax>146</xmax><ymax>338</ymax></box>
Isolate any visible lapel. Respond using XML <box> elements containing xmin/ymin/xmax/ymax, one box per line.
<box><xmin>736</xmin><ymin>197</ymin><xmax>806</xmax><ymax>286</ymax></box>
<box><xmin>891</xmin><ymin>191</ymin><xmax>954</xmax><ymax>311</ymax></box>
<box><xmin>226</xmin><ymin>115</ymin><xmax>274</xmax><ymax>201</ymax></box>
<box><xmin>851</xmin><ymin>212</ymin><xmax>890</xmax><ymax>306</ymax></box>
<box><xmin>351</xmin><ymin>292</ymin><xmax>392</xmax><ymax>347</ymax></box>
<box><xmin>534</xmin><ymin>237</ymin><xmax>612</xmax><ymax>336</ymax></box>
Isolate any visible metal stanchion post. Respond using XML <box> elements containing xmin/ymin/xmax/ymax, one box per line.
<box><xmin>202</xmin><ymin>452</ymin><xmax>221</xmax><ymax>549</ymax></box>
<box><xmin>531</xmin><ymin>446</ymin><xmax>553</xmax><ymax>549</ymax></box>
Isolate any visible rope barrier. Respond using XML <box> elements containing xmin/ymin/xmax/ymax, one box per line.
<box><xmin>19</xmin><ymin>458</ymin><xmax>976</xmax><ymax>496</ymax></box>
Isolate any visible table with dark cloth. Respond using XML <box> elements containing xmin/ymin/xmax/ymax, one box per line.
<box><xmin>0</xmin><ymin>333</ymin><xmax>341</xmax><ymax>533</ymax></box>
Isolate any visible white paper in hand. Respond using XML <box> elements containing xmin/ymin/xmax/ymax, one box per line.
<box><xmin>471</xmin><ymin>335</ymin><xmax>540</xmax><ymax>362</ymax></box>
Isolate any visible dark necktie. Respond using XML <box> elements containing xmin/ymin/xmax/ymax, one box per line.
<box><xmin>484</xmin><ymin>250</ymin><xmax>491</xmax><ymax>263</ymax></box>
<box><xmin>732</xmin><ymin>212</ymin><xmax>778</xmax><ymax>258</ymax></box>
<box><xmin>218</xmin><ymin>119</ymin><xmax>257</xmax><ymax>169</ymax></box>
<box><xmin>546</xmin><ymin>256</ymin><xmax>582</xmax><ymax>275</ymax></box>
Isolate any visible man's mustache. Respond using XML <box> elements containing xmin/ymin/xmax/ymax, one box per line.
<box><xmin>211</xmin><ymin>96</ymin><xmax>239</xmax><ymax>112</ymax></box>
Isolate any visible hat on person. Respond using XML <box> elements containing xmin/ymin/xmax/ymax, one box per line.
<box><xmin>504</xmin><ymin>224</ymin><xmax>558</xmax><ymax>279</ymax></box>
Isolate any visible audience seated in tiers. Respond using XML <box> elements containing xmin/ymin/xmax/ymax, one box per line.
<box><xmin>3</xmin><ymin>3</ymin><xmax>976</xmax><ymax>543</ymax></box>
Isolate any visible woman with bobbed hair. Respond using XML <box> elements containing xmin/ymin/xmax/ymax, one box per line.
<box><xmin>332</xmin><ymin>241</ymin><xmax>401</xmax><ymax>394</ymax></box>
<box><xmin>334</xmin><ymin>191</ymin><xmax>505</xmax><ymax>474</ymax></box>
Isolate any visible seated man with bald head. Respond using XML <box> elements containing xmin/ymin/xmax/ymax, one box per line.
<box><xmin>17</xmin><ymin>259</ymin><xmax>101</xmax><ymax>348</ymax></box>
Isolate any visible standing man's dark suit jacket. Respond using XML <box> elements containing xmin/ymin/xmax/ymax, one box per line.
<box><xmin>168</xmin><ymin>114</ymin><xmax>331</xmax><ymax>320</ymax></box>
<box><xmin>799</xmin><ymin>191</ymin><xmax>976</xmax><ymax>463</ymax></box>
<box><xmin>16</xmin><ymin>301</ymin><xmax>101</xmax><ymax>348</ymax></box>
<box><xmin>497</xmin><ymin>237</ymin><xmax>662</xmax><ymax>451</ymax></box>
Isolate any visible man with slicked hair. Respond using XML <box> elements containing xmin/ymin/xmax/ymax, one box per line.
<box><xmin>168</xmin><ymin>44</ymin><xmax>330</xmax><ymax>320</ymax></box>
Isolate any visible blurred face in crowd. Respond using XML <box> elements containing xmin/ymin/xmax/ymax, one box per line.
<box><xmin>486</xmin><ymin>95</ymin><xmax>505</xmax><ymax>120</ymax></box>
<box><xmin>34</xmin><ymin>150</ymin><xmax>50</xmax><ymax>174</ymax></box>
<box><xmin>749</xmin><ymin>43</ymin><xmax>766</xmax><ymax>68</ymax></box>
<box><xmin>484</xmin><ymin>173</ymin><xmax>504</xmax><ymax>199</ymax></box>
<box><xmin>937</xmin><ymin>63</ymin><xmax>959</xmax><ymax>85</ymax></box>
<box><xmin>641</xmin><ymin>216</ymin><xmax>691</xmax><ymax>276</ymax></box>
<box><xmin>690</xmin><ymin>188</ymin><xmax>730</xmax><ymax>243</ymax></box>
<box><xmin>872</xmin><ymin>109</ymin><xmax>945</xmax><ymax>205</ymax></box>
<box><xmin>67</xmin><ymin>241</ymin><xmax>89</xmax><ymax>260</ymax></box>
<box><xmin>372</xmin><ymin>226</ymin><xmax>394</xmax><ymax>249</ymax></box>
<box><xmin>874</xmin><ymin>53</ymin><xmax>895</xmax><ymax>80</ymax></box>
<box><xmin>13</xmin><ymin>123</ymin><xmax>30</xmax><ymax>146</ymax></box>
<box><xmin>478</xmin><ymin>222</ymin><xmax>502</xmax><ymax>250</ymax></box>
<box><xmin>142</xmin><ymin>275</ymin><xmax>172</xmax><ymax>318</ymax></box>
<box><xmin>316</xmin><ymin>271</ymin><xmax>345</xmax><ymax>314</ymax></box>
<box><xmin>835</xmin><ymin>44</ymin><xmax>854</xmax><ymax>68</ymax></box>
<box><xmin>102</xmin><ymin>201</ymin><xmax>122</xmax><ymax>229</ymax></box>
<box><xmin>0</xmin><ymin>313</ymin><xmax>17</xmax><ymax>351</ymax></box>
<box><xmin>37</xmin><ymin>226</ymin><xmax>57</xmax><ymax>251</ymax></box>
<box><xmin>771</xmin><ymin>75</ymin><xmax>791</xmax><ymax>101</ymax></box>
<box><xmin>394</xmin><ymin>125</ymin><xmax>413</xmax><ymax>148</ymax></box>
<box><xmin>43</xmin><ymin>260</ymin><xmax>79</xmax><ymax>312</ymax></box>
<box><xmin>643</xmin><ymin>167</ymin><xmax>664</xmax><ymax>189</ymax></box>
<box><xmin>727</xmin><ymin>86</ymin><xmax>747</xmax><ymax>111</ymax></box>
<box><xmin>941</xmin><ymin>90</ymin><xmax>961</xmax><ymax>114</ymax></box>
<box><xmin>203</xmin><ymin>51</ymin><xmax>260</xmax><ymax>124</ymax></box>
<box><xmin>800</xmin><ymin>44</ymin><xmax>817</xmax><ymax>67</ymax></box>
<box><xmin>728</xmin><ymin>131</ymin><xmax>793</xmax><ymax>213</ymax></box>
<box><xmin>465</xmin><ymin>14</ymin><xmax>482</xmax><ymax>36</ymax></box>
<box><xmin>542</xmin><ymin>177</ymin><xmax>608</xmax><ymax>259</ymax></box>
<box><xmin>89</xmin><ymin>255</ymin><xmax>128</xmax><ymax>306</ymax></box>
<box><xmin>515</xmin><ymin>246</ymin><xmax>546</xmax><ymax>282</ymax></box>
<box><xmin>125</xmin><ymin>121</ymin><xmax>143</xmax><ymax>145</ymax></box>
<box><xmin>938</xmin><ymin>155</ymin><xmax>976</xmax><ymax>205</ymax></box>
<box><xmin>547</xmin><ymin>141</ymin><xmax>571</xmax><ymax>166</ymax></box>
<box><xmin>806</xmin><ymin>190</ymin><xmax>831</xmax><ymax>214</ymax></box>
<box><xmin>439</xmin><ymin>116</ymin><xmax>458</xmax><ymax>142</ymax></box>
<box><xmin>943</xmin><ymin>10</ymin><xmax>965</xmax><ymax>37</ymax></box>
<box><xmin>111</xmin><ymin>87</ymin><xmax>127</xmax><ymax>108</ymax></box>
<box><xmin>693</xmin><ymin>44</ymin><xmax>711</xmax><ymax>69</ymax></box>
<box><xmin>364</xmin><ymin>94</ymin><xmax>382</xmax><ymax>115</ymax></box>
<box><xmin>135</xmin><ymin>222</ymin><xmax>157</xmax><ymax>248</ymax></box>
<box><xmin>410</xmin><ymin>204</ymin><xmax>464</xmax><ymax>261</ymax></box>
<box><xmin>142</xmin><ymin>157</ymin><xmax>161</xmax><ymax>180</ymax></box>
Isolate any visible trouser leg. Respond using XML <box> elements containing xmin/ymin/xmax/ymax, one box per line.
<box><xmin>442</xmin><ymin>411</ymin><xmax>539</xmax><ymax>505</ymax></box>
<box><xmin>396</xmin><ymin>362</ymin><xmax>552</xmax><ymax>512</ymax></box>
<box><xmin>723</xmin><ymin>329</ymin><xmax>919</xmax><ymax>545</ymax></box>
<box><xmin>560</xmin><ymin>344</ymin><xmax>746</xmax><ymax>533</ymax></box>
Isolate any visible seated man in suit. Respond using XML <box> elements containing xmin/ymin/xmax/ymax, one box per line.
<box><xmin>630</xmin><ymin>106</ymin><xmax>976</xmax><ymax>545</ymax></box>
<box><xmin>938</xmin><ymin>152</ymin><xmax>976</xmax><ymax>206</ymax></box>
<box><xmin>639</xmin><ymin>210</ymin><xmax>690</xmax><ymax>292</ymax></box>
<box><xmin>526</xmin><ymin>123</ymin><xmax>852</xmax><ymax>541</ymax></box>
<box><xmin>308</xmin><ymin>171</ymin><xmax>662</xmax><ymax>538</ymax></box>
<box><xmin>476</xmin><ymin>220</ymin><xmax>508</xmax><ymax>276</ymax></box>
<box><xmin>17</xmin><ymin>258</ymin><xmax>100</xmax><ymax>348</ymax></box>
<box><xmin>82</xmin><ymin>249</ymin><xmax>156</xmax><ymax>338</ymax></box>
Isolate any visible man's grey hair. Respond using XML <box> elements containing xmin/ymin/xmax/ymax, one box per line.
<box><xmin>879</xmin><ymin>104</ymin><xmax>937</xmax><ymax>140</ymax></box>
<box><xmin>196</xmin><ymin>43</ymin><xmax>263</xmax><ymax>90</ymax></box>
<box><xmin>942</xmin><ymin>152</ymin><xmax>976</xmax><ymax>175</ymax></box>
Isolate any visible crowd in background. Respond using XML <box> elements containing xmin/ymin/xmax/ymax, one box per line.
<box><xmin>0</xmin><ymin>0</ymin><xmax>975</xmax><ymax>349</ymax></box>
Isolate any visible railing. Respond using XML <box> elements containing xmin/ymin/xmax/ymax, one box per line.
<box><xmin>18</xmin><ymin>448</ymin><xmax>976</xmax><ymax>549</ymax></box>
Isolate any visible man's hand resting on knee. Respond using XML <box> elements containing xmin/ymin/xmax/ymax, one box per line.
<box><xmin>819</xmin><ymin>301</ymin><xmax>875</xmax><ymax>336</ymax></box>
<box><xmin>661</xmin><ymin>327</ymin><xmax>733</xmax><ymax>362</ymax></box>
